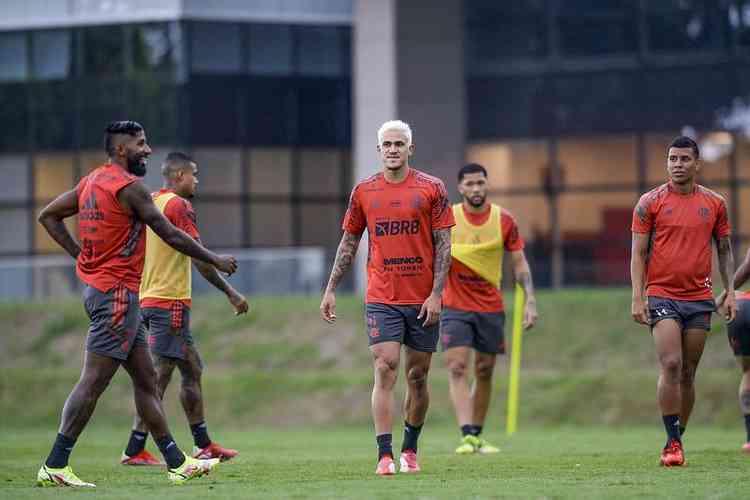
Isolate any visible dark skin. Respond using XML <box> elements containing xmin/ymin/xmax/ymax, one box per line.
<box><xmin>37</xmin><ymin>130</ymin><xmax>238</xmax><ymax>442</ymax></box>
<box><xmin>131</xmin><ymin>162</ymin><xmax>248</xmax><ymax>435</ymax></box>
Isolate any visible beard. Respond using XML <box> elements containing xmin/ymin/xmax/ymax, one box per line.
<box><xmin>466</xmin><ymin>194</ymin><xmax>486</xmax><ymax>208</ymax></box>
<box><xmin>126</xmin><ymin>155</ymin><xmax>147</xmax><ymax>177</ymax></box>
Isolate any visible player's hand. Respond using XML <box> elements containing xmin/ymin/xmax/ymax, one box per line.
<box><xmin>418</xmin><ymin>293</ymin><xmax>441</xmax><ymax>327</ymax></box>
<box><xmin>523</xmin><ymin>299</ymin><xmax>538</xmax><ymax>330</ymax></box>
<box><xmin>229</xmin><ymin>292</ymin><xmax>249</xmax><ymax>316</ymax></box>
<box><xmin>723</xmin><ymin>292</ymin><xmax>738</xmax><ymax>323</ymax></box>
<box><xmin>320</xmin><ymin>289</ymin><xmax>337</xmax><ymax>323</ymax></box>
<box><xmin>214</xmin><ymin>254</ymin><xmax>238</xmax><ymax>275</ymax></box>
<box><xmin>631</xmin><ymin>296</ymin><xmax>650</xmax><ymax>325</ymax></box>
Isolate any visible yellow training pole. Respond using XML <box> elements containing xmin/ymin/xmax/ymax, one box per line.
<box><xmin>506</xmin><ymin>283</ymin><xmax>525</xmax><ymax>436</ymax></box>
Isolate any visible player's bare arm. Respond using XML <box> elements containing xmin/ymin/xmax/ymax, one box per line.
<box><xmin>419</xmin><ymin>227</ymin><xmax>451</xmax><ymax>327</ymax></box>
<box><xmin>510</xmin><ymin>249</ymin><xmax>538</xmax><ymax>330</ymax></box>
<box><xmin>119</xmin><ymin>181</ymin><xmax>237</xmax><ymax>274</ymax></box>
<box><xmin>320</xmin><ymin>230</ymin><xmax>362</xmax><ymax>323</ymax></box>
<box><xmin>193</xmin><ymin>258</ymin><xmax>248</xmax><ymax>315</ymax></box>
<box><xmin>716</xmin><ymin>235</ymin><xmax>737</xmax><ymax>322</ymax></box>
<box><xmin>630</xmin><ymin>231</ymin><xmax>651</xmax><ymax>325</ymax></box>
<box><xmin>37</xmin><ymin>188</ymin><xmax>81</xmax><ymax>259</ymax></box>
<box><xmin>719</xmin><ymin>247</ymin><xmax>750</xmax><ymax>311</ymax></box>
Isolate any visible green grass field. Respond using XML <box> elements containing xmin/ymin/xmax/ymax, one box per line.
<box><xmin>2</xmin><ymin>425</ymin><xmax>748</xmax><ymax>499</ymax></box>
<box><xmin>1</xmin><ymin>289</ymin><xmax>749</xmax><ymax>498</ymax></box>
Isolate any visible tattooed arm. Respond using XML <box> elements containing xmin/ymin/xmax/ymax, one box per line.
<box><xmin>320</xmin><ymin>230</ymin><xmax>362</xmax><ymax>323</ymax></box>
<box><xmin>38</xmin><ymin>188</ymin><xmax>81</xmax><ymax>259</ymax></box>
<box><xmin>716</xmin><ymin>235</ymin><xmax>737</xmax><ymax>322</ymax></box>
<box><xmin>418</xmin><ymin>228</ymin><xmax>452</xmax><ymax>328</ymax></box>
<box><xmin>510</xmin><ymin>249</ymin><xmax>538</xmax><ymax>329</ymax></box>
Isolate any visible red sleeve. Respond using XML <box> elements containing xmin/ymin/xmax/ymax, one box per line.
<box><xmin>501</xmin><ymin>210</ymin><xmax>524</xmax><ymax>251</ymax></box>
<box><xmin>713</xmin><ymin>198</ymin><xmax>731</xmax><ymax>239</ymax></box>
<box><xmin>631</xmin><ymin>194</ymin><xmax>654</xmax><ymax>234</ymax></box>
<box><xmin>431</xmin><ymin>180</ymin><xmax>455</xmax><ymax>230</ymax></box>
<box><xmin>342</xmin><ymin>185</ymin><xmax>366</xmax><ymax>235</ymax></box>
<box><xmin>164</xmin><ymin>197</ymin><xmax>200</xmax><ymax>239</ymax></box>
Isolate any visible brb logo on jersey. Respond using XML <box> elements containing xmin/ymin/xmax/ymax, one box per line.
<box><xmin>375</xmin><ymin>219</ymin><xmax>420</xmax><ymax>237</ymax></box>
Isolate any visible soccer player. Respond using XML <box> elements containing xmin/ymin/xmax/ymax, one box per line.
<box><xmin>120</xmin><ymin>152</ymin><xmax>248</xmax><ymax>466</ymax></box>
<box><xmin>441</xmin><ymin>163</ymin><xmax>537</xmax><ymax>455</ymax></box>
<box><xmin>36</xmin><ymin>121</ymin><xmax>237</xmax><ymax>487</ymax></box>
<box><xmin>717</xmin><ymin>247</ymin><xmax>750</xmax><ymax>452</ymax></box>
<box><xmin>631</xmin><ymin>135</ymin><xmax>737</xmax><ymax>467</ymax></box>
<box><xmin>319</xmin><ymin>120</ymin><xmax>454</xmax><ymax>475</ymax></box>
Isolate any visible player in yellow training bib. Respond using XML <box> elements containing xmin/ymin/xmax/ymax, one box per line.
<box><xmin>120</xmin><ymin>152</ymin><xmax>248</xmax><ymax>466</ymax></box>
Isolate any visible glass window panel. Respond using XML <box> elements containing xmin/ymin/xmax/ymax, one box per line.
<box><xmin>34</xmin><ymin>154</ymin><xmax>74</xmax><ymax>201</ymax></box>
<box><xmin>191</xmin><ymin>22</ymin><xmax>241</xmax><ymax>73</ymax></box>
<box><xmin>245</xmin><ymin>78</ymin><xmax>294</xmax><ymax>145</ymax></box>
<box><xmin>128</xmin><ymin>79</ymin><xmax>179</xmax><ymax>146</ymax></box>
<box><xmin>83</xmin><ymin>25</ymin><xmax>125</xmax><ymax>76</ymax></box>
<box><xmin>466</xmin><ymin>140</ymin><xmax>549</xmax><ymax>191</ymax></box>
<box><xmin>299</xmin><ymin>149</ymin><xmax>341</xmax><ymax>197</ymax></box>
<box><xmin>559</xmin><ymin>135</ymin><xmax>636</xmax><ymax>187</ymax></box>
<box><xmin>190</xmin><ymin>148</ymin><xmax>242</xmax><ymax>196</ymax></box>
<box><xmin>730</xmin><ymin>1</ymin><xmax>750</xmax><ymax>47</ymax></box>
<box><xmin>247</xmin><ymin>148</ymin><xmax>292</xmax><ymax>196</ymax></box>
<box><xmin>31</xmin><ymin>30</ymin><xmax>71</xmax><ymax>80</ymax></box>
<box><xmin>297</xmin><ymin>80</ymin><xmax>350</xmax><ymax>146</ymax></box>
<box><xmin>248</xmin><ymin>202</ymin><xmax>292</xmax><ymax>246</ymax></box>
<box><xmin>132</xmin><ymin>23</ymin><xmax>182</xmax><ymax>78</ymax></box>
<box><xmin>300</xmin><ymin>202</ymin><xmax>344</xmax><ymax>247</ymax></box>
<box><xmin>465</xmin><ymin>0</ymin><xmax>548</xmax><ymax>71</ymax></box>
<box><xmin>80</xmin><ymin>107</ymin><xmax>126</xmax><ymax>150</ymax></box>
<box><xmin>191</xmin><ymin>201</ymin><xmax>242</xmax><ymax>247</ymax></box>
<box><xmin>0</xmin><ymin>209</ymin><xmax>30</xmax><ymax>253</ymax></box>
<box><xmin>248</xmin><ymin>24</ymin><xmax>292</xmax><ymax>75</ymax></box>
<box><xmin>0</xmin><ymin>83</ymin><xmax>28</xmax><ymax>151</ymax></box>
<box><xmin>296</xmin><ymin>26</ymin><xmax>343</xmax><ymax>76</ymax></box>
<box><xmin>34</xmin><ymin>205</ymin><xmax>76</xmax><ymax>254</ymax></box>
<box><xmin>557</xmin><ymin>0</ymin><xmax>638</xmax><ymax>56</ymax></box>
<box><xmin>645</xmin><ymin>0</ymin><xmax>723</xmax><ymax>52</ymax></box>
<box><xmin>0</xmin><ymin>32</ymin><xmax>28</xmax><ymax>81</ymax></box>
<box><xmin>189</xmin><ymin>75</ymin><xmax>240</xmax><ymax>145</ymax></box>
<box><xmin>0</xmin><ymin>154</ymin><xmax>30</xmax><ymax>202</ymax></box>
<box><xmin>79</xmin><ymin>150</ymin><xmax>107</xmax><ymax>177</ymax></box>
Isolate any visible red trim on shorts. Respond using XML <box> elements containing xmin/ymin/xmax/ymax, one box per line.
<box><xmin>170</xmin><ymin>301</ymin><xmax>184</xmax><ymax>330</ymax></box>
<box><xmin>111</xmin><ymin>285</ymin><xmax>128</xmax><ymax>329</ymax></box>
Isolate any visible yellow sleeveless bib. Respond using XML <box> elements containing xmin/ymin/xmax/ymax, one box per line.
<box><xmin>139</xmin><ymin>192</ymin><xmax>192</xmax><ymax>300</ymax></box>
<box><xmin>450</xmin><ymin>203</ymin><xmax>504</xmax><ymax>288</ymax></box>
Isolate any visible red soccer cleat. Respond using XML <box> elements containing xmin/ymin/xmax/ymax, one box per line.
<box><xmin>375</xmin><ymin>454</ymin><xmax>396</xmax><ymax>476</ymax></box>
<box><xmin>399</xmin><ymin>449</ymin><xmax>421</xmax><ymax>473</ymax></box>
<box><xmin>742</xmin><ymin>442</ymin><xmax>750</xmax><ymax>454</ymax></box>
<box><xmin>120</xmin><ymin>449</ymin><xmax>163</xmax><ymax>466</ymax></box>
<box><xmin>192</xmin><ymin>442</ymin><xmax>239</xmax><ymax>462</ymax></box>
<box><xmin>660</xmin><ymin>439</ymin><xmax>685</xmax><ymax>467</ymax></box>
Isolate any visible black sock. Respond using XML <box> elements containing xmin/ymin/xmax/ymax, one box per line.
<box><xmin>662</xmin><ymin>415</ymin><xmax>681</xmax><ymax>446</ymax></box>
<box><xmin>45</xmin><ymin>433</ymin><xmax>76</xmax><ymax>468</ymax></box>
<box><xmin>402</xmin><ymin>421</ymin><xmax>423</xmax><ymax>452</ymax></box>
<box><xmin>190</xmin><ymin>421</ymin><xmax>211</xmax><ymax>449</ymax></box>
<box><xmin>155</xmin><ymin>434</ymin><xmax>185</xmax><ymax>469</ymax></box>
<box><xmin>744</xmin><ymin>414</ymin><xmax>750</xmax><ymax>443</ymax></box>
<box><xmin>124</xmin><ymin>430</ymin><xmax>148</xmax><ymax>457</ymax></box>
<box><xmin>376</xmin><ymin>433</ymin><xmax>393</xmax><ymax>459</ymax></box>
<box><xmin>472</xmin><ymin>425</ymin><xmax>483</xmax><ymax>437</ymax></box>
<box><xmin>679</xmin><ymin>426</ymin><xmax>686</xmax><ymax>438</ymax></box>
<box><xmin>460</xmin><ymin>425</ymin><xmax>473</xmax><ymax>437</ymax></box>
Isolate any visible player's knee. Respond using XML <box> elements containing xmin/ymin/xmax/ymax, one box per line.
<box><xmin>406</xmin><ymin>366</ymin><xmax>428</xmax><ymax>389</ymax></box>
<box><xmin>447</xmin><ymin>360</ymin><xmax>467</xmax><ymax>380</ymax></box>
<box><xmin>373</xmin><ymin>356</ymin><xmax>399</xmax><ymax>383</ymax></box>
<box><xmin>475</xmin><ymin>361</ymin><xmax>495</xmax><ymax>381</ymax></box>
<box><xmin>659</xmin><ymin>354</ymin><xmax>682</xmax><ymax>381</ymax></box>
<box><xmin>680</xmin><ymin>365</ymin><xmax>697</xmax><ymax>385</ymax></box>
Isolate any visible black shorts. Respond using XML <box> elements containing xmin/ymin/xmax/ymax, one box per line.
<box><xmin>728</xmin><ymin>299</ymin><xmax>750</xmax><ymax>356</ymax></box>
<box><xmin>83</xmin><ymin>284</ymin><xmax>147</xmax><ymax>361</ymax></box>
<box><xmin>365</xmin><ymin>303</ymin><xmax>440</xmax><ymax>352</ymax></box>
<box><xmin>142</xmin><ymin>304</ymin><xmax>194</xmax><ymax>360</ymax></box>
<box><xmin>648</xmin><ymin>296</ymin><xmax>715</xmax><ymax>332</ymax></box>
<box><xmin>439</xmin><ymin>307</ymin><xmax>506</xmax><ymax>354</ymax></box>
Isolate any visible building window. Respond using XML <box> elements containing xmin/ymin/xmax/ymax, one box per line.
<box><xmin>33</xmin><ymin>154</ymin><xmax>74</xmax><ymax>202</ymax></box>
<box><xmin>82</xmin><ymin>25</ymin><xmax>126</xmax><ymax>76</ymax></box>
<box><xmin>299</xmin><ymin>202</ymin><xmax>344</xmax><ymax>247</ymax></box>
<box><xmin>247</xmin><ymin>148</ymin><xmax>292</xmax><ymax>196</ymax></box>
<box><xmin>190</xmin><ymin>148</ymin><xmax>243</xmax><ymax>196</ymax></box>
<box><xmin>0</xmin><ymin>154</ymin><xmax>30</xmax><ymax>202</ymax></box>
<box><xmin>192</xmin><ymin>201</ymin><xmax>243</xmax><ymax>247</ymax></box>
<box><xmin>299</xmin><ymin>149</ymin><xmax>342</xmax><ymax>197</ymax></box>
<box><xmin>190</xmin><ymin>22</ymin><xmax>241</xmax><ymax>73</ymax></box>
<box><xmin>0</xmin><ymin>209</ymin><xmax>30</xmax><ymax>254</ymax></box>
<box><xmin>248</xmin><ymin>24</ymin><xmax>292</xmax><ymax>76</ymax></box>
<box><xmin>0</xmin><ymin>32</ymin><xmax>28</xmax><ymax>82</ymax></box>
<box><xmin>131</xmin><ymin>23</ymin><xmax>184</xmax><ymax>79</ymax></box>
<box><xmin>296</xmin><ymin>26</ymin><xmax>346</xmax><ymax>76</ymax></box>
<box><xmin>248</xmin><ymin>202</ymin><xmax>293</xmax><ymax>246</ymax></box>
<box><xmin>645</xmin><ymin>0</ymin><xmax>723</xmax><ymax>52</ymax></box>
<box><xmin>557</xmin><ymin>0</ymin><xmax>638</xmax><ymax>57</ymax></box>
<box><xmin>31</xmin><ymin>30</ymin><xmax>72</xmax><ymax>80</ymax></box>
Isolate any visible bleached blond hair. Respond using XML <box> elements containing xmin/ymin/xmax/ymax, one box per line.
<box><xmin>377</xmin><ymin>120</ymin><xmax>413</xmax><ymax>145</ymax></box>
